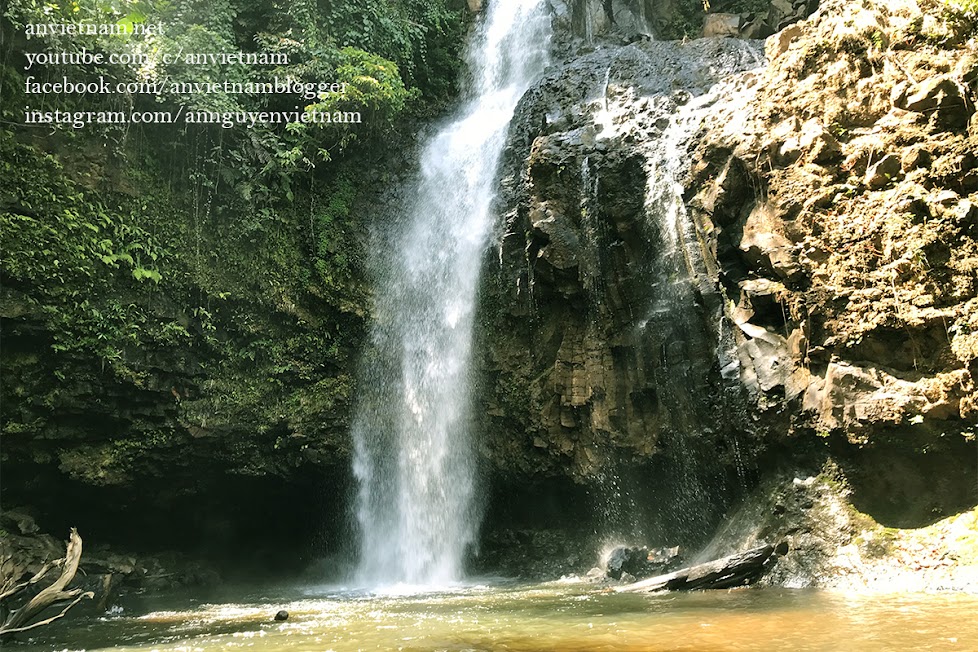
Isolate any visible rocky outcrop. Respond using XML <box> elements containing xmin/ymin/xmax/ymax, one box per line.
<box><xmin>685</xmin><ymin>0</ymin><xmax>978</xmax><ymax>442</ymax></box>
<box><xmin>549</xmin><ymin>0</ymin><xmax>660</xmax><ymax>43</ymax></box>
<box><xmin>477</xmin><ymin>38</ymin><xmax>765</xmax><ymax>480</ymax></box>
<box><xmin>0</xmin><ymin>132</ymin><xmax>372</xmax><ymax>571</ymax></box>
<box><xmin>549</xmin><ymin>0</ymin><xmax>819</xmax><ymax>45</ymax></box>
<box><xmin>698</xmin><ymin>462</ymin><xmax>978</xmax><ymax>591</ymax></box>
<box><xmin>476</xmin><ymin>0</ymin><xmax>976</xmax><ymax>569</ymax></box>
<box><xmin>703</xmin><ymin>0</ymin><xmax>819</xmax><ymax>40</ymax></box>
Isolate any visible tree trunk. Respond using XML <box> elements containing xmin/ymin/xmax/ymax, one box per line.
<box><xmin>617</xmin><ymin>541</ymin><xmax>788</xmax><ymax>593</ymax></box>
<box><xmin>0</xmin><ymin>529</ymin><xmax>93</xmax><ymax>639</ymax></box>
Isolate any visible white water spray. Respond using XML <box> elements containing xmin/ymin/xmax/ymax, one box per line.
<box><xmin>351</xmin><ymin>0</ymin><xmax>551</xmax><ymax>587</ymax></box>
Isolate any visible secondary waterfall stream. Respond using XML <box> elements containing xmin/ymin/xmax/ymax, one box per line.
<box><xmin>351</xmin><ymin>0</ymin><xmax>552</xmax><ymax>586</ymax></box>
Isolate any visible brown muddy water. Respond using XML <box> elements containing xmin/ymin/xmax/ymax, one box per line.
<box><xmin>17</xmin><ymin>582</ymin><xmax>978</xmax><ymax>651</ymax></box>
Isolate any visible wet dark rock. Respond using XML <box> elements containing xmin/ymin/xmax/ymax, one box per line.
<box><xmin>475</xmin><ymin>528</ymin><xmax>583</xmax><ymax>579</ymax></box>
<box><xmin>480</xmin><ymin>36</ymin><xmax>765</xmax><ymax>481</ymax></box>
<box><xmin>274</xmin><ymin>610</ymin><xmax>289</xmax><ymax>621</ymax></box>
<box><xmin>648</xmin><ymin>546</ymin><xmax>683</xmax><ymax>570</ymax></box>
<box><xmin>604</xmin><ymin>546</ymin><xmax>634</xmax><ymax>579</ymax></box>
<box><xmin>604</xmin><ymin>545</ymin><xmax>683</xmax><ymax>579</ymax></box>
<box><xmin>1</xmin><ymin>509</ymin><xmax>40</xmax><ymax>535</ymax></box>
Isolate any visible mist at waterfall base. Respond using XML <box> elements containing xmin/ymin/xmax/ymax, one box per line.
<box><xmin>349</xmin><ymin>0</ymin><xmax>551</xmax><ymax>589</ymax></box>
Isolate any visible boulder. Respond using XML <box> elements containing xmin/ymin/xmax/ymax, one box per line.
<box><xmin>903</xmin><ymin>78</ymin><xmax>969</xmax><ymax>130</ymax></box>
<box><xmin>604</xmin><ymin>546</ymin><xmax>652</xmax><ymax>579</ymax></box>
<box><xmin>703</xmin><ymin>14</ymin><xmax>741</xmax><ymax>38</ymax></box>
<box><xmin>865</xmin><ymin>154</ymin><xmax>902</xmax><ymax>189</ymax></box>
<box><xmin>530</xmin><ymin>204</ymin><xmax>581</xmax><ymax>271</ymax></box>
<box><xmin>585</xmin><ymin>566</ymin><xmax>606</xmax><ymax>581</ymax></box>
<box><xmin>604</xmin><ymin>546</ymin><xmax>633</xmax><ymax>579</ymax></box>
<box><xmin>647</xmin><ymin>545</ymin><xmax>683</xmax><ymax>571</ymax></box>
<box><xmin>901</xmin><ymin>146</ymin><xmax>932</xmax><ymax>172</ymax></box>
<box><xmin>603</xmin><ymin>545</ymin><xmax>682</xmax><ymax>579</ymax></box>
<box><xmin>798</xmin><ymin>119</ymin><xmax>842</xmax><ymax>164</ymax></box>
<box><xmin>741</xmin><ymin>16</ymin><xmax>775</xmax><ymax>40</ymax></box>
<box><xmin>739</xmin><ymin>201</ymin><xmax>801</xmax><ymax>281</ymax></box>
<box><xmin>1</xmin><ymin>510</ymin><xmax>40</xmax><ymax>535</ymax></box>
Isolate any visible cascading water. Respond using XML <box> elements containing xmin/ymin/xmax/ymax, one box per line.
<box><xmin>351</xmin><ymin>0</ymin><xmax>551</xmax><ymax>587</ymax></box>
<box><xmin>617</xmin><ymin>64</ymin><xmax>764</xmax><ymax>547</ymax></box>
<box><xmin>564</xmin><ymin>43</ymin><xmax>765</xmax><ymax>549</ymax></box>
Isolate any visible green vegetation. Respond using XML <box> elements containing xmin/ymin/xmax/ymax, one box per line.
<box><xmin>946</xmin><ymin>0</ymin><xmax>978</xmax><ymax>14</ymax></box>
<box><xmin>943</xmin><ymin>0</ymin><xmax>978</xmax><ymax>38</ymax></box>
<box><xmin>0</xmin><ymin>0</ymin><xmax>468</xmax><ymax>482</ymax></box>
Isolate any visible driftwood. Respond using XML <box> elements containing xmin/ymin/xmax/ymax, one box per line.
<box><xmin>617</xmin><ymin>541</ymin><xmax>788</xmax><ymax>593</ymax></box>
<box><xmin>0</xmin><ymin>528</ymin><xmax>94</xmax><ymax>639</ymax></box>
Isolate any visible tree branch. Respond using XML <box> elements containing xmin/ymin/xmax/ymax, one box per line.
<box><xmin>0</xmin><ymin>591</ymin><xmax>94</xmax><ymax>635</ymax></box>
<box><xmin>0</xmin><ymin>529</ymin><xmax>93</xmax><ymax>638</ymax></box>
<box><xmin>0</xmin><ymin>561</ymin><xmax>59</xmax><ymax>602</ymax></box>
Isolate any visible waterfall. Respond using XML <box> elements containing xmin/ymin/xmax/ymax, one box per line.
<box><xmin>633</xmin><ymin>72</ymin><xmax>763</xmax><ymax>545</ymax></box>
<box><xmin>351</xmin><ymin>0</ymin><xmax>552</xmax><ymax>587</ymax></box>
<box><xmin>567</xmin><ymin>44</ymin><xmax>764</xmax><ymax>546</ymax></box>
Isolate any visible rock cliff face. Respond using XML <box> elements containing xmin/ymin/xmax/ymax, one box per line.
<box><xmin>0</xmin><ymin>122</ymin><xmax>377</xmax><ymax>579</ymax></box>
<box><xmin>687</xmin><ymin>0</ymin><xmax>977</xmax><ymax>442</ymax></box>
<box><xmin>477</xmin><ymin>38</ymin><xmax>766</xmax><ymax>482</ymax></box>
<box><xmin>3</xmin><ymin>0</ymin><xmax>976</xmax><ymax>587</ymax></box>
<box><xmin>476</xmin><ymin>0</ymin><xmax>976</xmax><ymax>554</ymax></box>
<box><xmin>548</xmin><ymin>0</ymin><xmax>818</xmax><ymax>44</ymax></box>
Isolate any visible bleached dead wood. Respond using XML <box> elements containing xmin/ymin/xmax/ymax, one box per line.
<box><xmin>0</xmin><ymin>529</ymin><xmax>94</xmax><ymax>639</ymax></box>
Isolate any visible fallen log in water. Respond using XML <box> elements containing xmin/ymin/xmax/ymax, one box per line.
<box><xmin>616</xmin><ymin>541</ymin><xmax>788</xmax><ymax>593</ymax></box>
